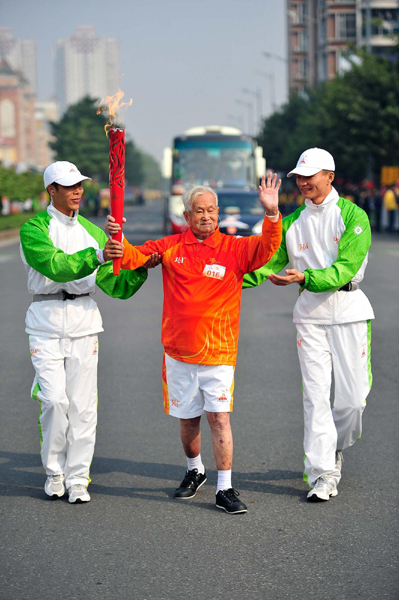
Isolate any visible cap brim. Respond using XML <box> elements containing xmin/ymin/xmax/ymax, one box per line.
<box><xmin>287</xmin><ymin>166</ymin><xmax>323</xmax><ymax>178</ymax></box>
<box><xmin>54</xmin><ymin>174</ymin><xmax>92</xmax><ymax>186</ymax></box>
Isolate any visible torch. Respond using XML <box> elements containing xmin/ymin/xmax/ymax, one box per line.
<box><xmin>109</xmin><ymin>127</ymin><xmax>125</xmax><ymax>275</ymax></box>
<box><xmin>97</xmin><ymin>90</ymin><xmax>132</xmax><ymax>275</ymax></box>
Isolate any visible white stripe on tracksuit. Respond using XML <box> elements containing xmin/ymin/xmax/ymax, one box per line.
<box><xmin>30</xmin><ymin>334</ymin><xmax>99</xmax><ymax>488</ymax></box>
<box><xmin>297</xmin><ymin>321</ymin><xmax>371</xmax><ymax>488</ymax></box>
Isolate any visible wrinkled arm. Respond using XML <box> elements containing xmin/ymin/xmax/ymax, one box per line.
<box><xmin>20</xmin><ymin>220</ymin><xmax>99</xmax><ymax>283</ymax></box>
<box><xmin>236</xmin><ymin>214</ymin><xmax>283</xmax><ymax>274</ymax></box>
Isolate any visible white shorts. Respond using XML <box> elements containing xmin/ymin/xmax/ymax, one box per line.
<box><xmin>162</xmin><ymin>353</ymin><xmax>235</xmax><ymax>419</ymax></box>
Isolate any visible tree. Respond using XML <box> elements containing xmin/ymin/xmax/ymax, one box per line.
<box><xmin>257</xmin><ymin>42</ymin><xmax>399</xmax><ymax>183</ymax></box>
<box><xmin>50</xmin><ymin>96</ymin><xmax>160</xmax><ymax>188</ymax></box>
<box><xmin>50</xmin><ymin>96</ymin><xmax>109</xmax><ymax>181</ymax></box>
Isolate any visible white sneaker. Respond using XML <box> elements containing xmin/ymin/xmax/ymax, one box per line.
<box><xmin>68</xmin><ymin>484</ymin><xmax>91</xmax><ymax>504</ymax></box>
<box><xmin>335</xmin><ymin>451</ymin><xmax>343</xmax><ymax>474</ymax></box>
<box><xmin>307</xmin><ymin>476</ymin><xmax>338</xmax><ymax>502</ymax></box>
<box><xmin>44</xmin><ymin>475</ymin><xmax>65</xmax><ymax>498</ymax></box>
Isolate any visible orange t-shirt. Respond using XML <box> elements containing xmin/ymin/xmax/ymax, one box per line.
<box><xmin>121</xmin><ymin>216</ymin><xmax>282</xmax><ymax>365</ymax></box>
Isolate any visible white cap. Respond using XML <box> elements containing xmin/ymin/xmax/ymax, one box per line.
<box><xmin>287</xmin><ymin>148</ymin><xmax>335</xmax><ymax>178</ymax></box>
<box><xmin>43</xmin><ymin>161</ymin><xmax>91</xmax><ymax>189</ymax></box>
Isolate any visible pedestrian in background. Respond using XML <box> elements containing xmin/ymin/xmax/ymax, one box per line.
<box><xmin>243</xmin><ymin>148</ymin><xmax>374</xmax><ymax>502</ymax></box>
<box><xmin>383</xmin><ymin>185</ymin><xmax>398</xmax><ymax>233</ymax></box>
<box><xmin>20</xmin><ymin>161</ymin><xmax>152</xmax><ymax>504</ymax></box>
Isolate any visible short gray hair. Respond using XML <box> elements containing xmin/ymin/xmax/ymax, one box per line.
<box><xmin>182</xmin><ymin>185</ymin><xmax>218</xmax><ymax>212</ymax></box>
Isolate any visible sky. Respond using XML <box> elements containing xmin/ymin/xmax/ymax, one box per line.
<box><xmin>2</xmin><ymin>0</ymin><xmax>288</xmax><ymax>162</ymax></box>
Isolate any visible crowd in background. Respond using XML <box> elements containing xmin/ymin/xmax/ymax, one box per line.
<box><xmin>278</xmin><ymin>181</ymin><xmax>399</xmax><ymax>233</ymax></box>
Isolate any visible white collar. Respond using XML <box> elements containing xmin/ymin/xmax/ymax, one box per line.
<box><xmin>47</xmin><ymin>203</ymin><xmax>78</xmax><ymax>226</ymax></box>
<box><xmin>305</xmin><ymin>187</ymin><xmax>339</xmax><ymax>211</ymax></box>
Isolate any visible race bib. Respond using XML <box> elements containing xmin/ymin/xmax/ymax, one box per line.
<box><xmin>203</xmin><ymin>264</ymin><xmax>226</xmax><ymax>281</ymax></box>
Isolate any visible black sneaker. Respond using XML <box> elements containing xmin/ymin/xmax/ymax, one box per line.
<box><xmin>174</xmin><ymin>469</ymin><xmax>207</xmax><ymax>499</ymax></box>
<box><xmin>216</xmin><ymin>488</ymin><xmax>247</xmax><ymax>514</ymax></box>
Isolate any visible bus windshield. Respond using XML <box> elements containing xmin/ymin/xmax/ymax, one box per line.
<box><xmin>173</xmin><ymin>139</ymin><xmax>255</xmax><ymax>188</ymax></box>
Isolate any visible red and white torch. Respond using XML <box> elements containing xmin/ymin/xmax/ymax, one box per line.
<box><xmin>97</xmin><ymin>91</ymin><xmax>132</xmax><ymax>275</ymax></box>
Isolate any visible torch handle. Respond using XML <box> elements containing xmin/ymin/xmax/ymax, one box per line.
<box><xmin>109</xmin><ymin>127</ymin><xmax>125</xmax><ymax>275</ymax></box>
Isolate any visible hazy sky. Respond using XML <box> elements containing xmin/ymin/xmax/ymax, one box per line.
<box><xmin>3</xmin><ymin>0</ymin><xmax>288</xmax><ymax>161</ymax></box>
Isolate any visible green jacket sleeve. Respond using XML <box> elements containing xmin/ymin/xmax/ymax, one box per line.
<box><xmin>95</xmin><ymin>263</ymin><xmax>148</xmax><ymax>299</ymax></box>
<box><xmin>303</xmin><ymin>200</ymin><xmax>371</xmax><ymax>293</ymax></box>
<box><xmin>242</xmin><ymin>217</ymin><xmax>290</xmax><ymax>289</ymax></box>
<box><xmin>77</xmin><ymin>216</ymin><xmax>149</xmax><ymax>300</ymax></box>
<box><xmin>20</xmin><ymin>213</ymin><xmax>99</xmax><ymax>283</ymax></box>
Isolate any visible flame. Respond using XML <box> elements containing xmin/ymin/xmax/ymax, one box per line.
<box><xmin>97</xmin><ymin>89</ymin><xmax>133</xmax><ymax>136</ymax></box>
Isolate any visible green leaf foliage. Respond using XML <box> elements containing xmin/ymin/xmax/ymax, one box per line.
<box><xmin>258</xmin><ymin>44</ymin><xmax>399</xmax><ymax>183</ymax></box>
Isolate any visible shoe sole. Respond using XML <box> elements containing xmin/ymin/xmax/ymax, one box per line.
<box><xmin>174</xmin><ymin>477</ymin><xmax>207</xmax><ymax>500</ymax></box>
<box><xmin>307</xmin><ymin>489</ymin><xmax>338</xmax><ymax>502</ymax></box>
<box><xmin>68</xmin><ymin>497</ymin><xmax>90</xmax><ymax>504</ymax></box>
<box><xmin>44</xmin><ymin>489</ymin><xmax>65</xmax><ymax>498</ymax></box>
<box><xmin>216</xmin><ymin>504</ymin><xmax>248</xmax><ymax>514</ymax></box>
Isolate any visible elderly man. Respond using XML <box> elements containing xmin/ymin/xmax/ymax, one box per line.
<box><xmin>243</xmin><ymin>148</ymin><xmax>375</xmax><ymax>502</ymax></box>
<box><xmin>106</xmin><ymin>174</ymin><xmax>282</xmax><ymax>513</ymax></box>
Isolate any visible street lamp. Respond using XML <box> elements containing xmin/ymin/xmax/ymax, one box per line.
<box><xmin>227</xmin><ymin>113</ymin><xmax>244</xmax><ymax>131</ymax></box>
<box><xmin>254</xmin><ymin>70</ymin><xmax>276</xmax><ymax>113</ymax></box>
<box><xmin>235</xmin><ymin>99</ymin><xmax>254</xmax><ymax>136</ymax></box>
<box><xmin>241</xmin><ymin>88</ymin><xmax>262</xmax><ymax>131</ymax></box>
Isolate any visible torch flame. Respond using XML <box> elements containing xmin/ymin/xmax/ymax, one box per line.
<box><xmin>97</xmin><ymin>89</ymin><xmax>133</xmax><ymax>136</ymax></box>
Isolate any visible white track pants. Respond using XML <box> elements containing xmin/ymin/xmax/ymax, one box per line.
<box><xmin>296</xmin><ymin>321</ymin><xmax>372</xmax><ymax>488</ymax></box>
<box><xmin>29</xmin><ymin>334</ymin><xmax>99</xmax><ymax>489</ymax></box>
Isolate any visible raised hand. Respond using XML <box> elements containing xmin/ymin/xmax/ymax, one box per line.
<box><xmin>258</xmin><ymin>173</ymin><xmax>281</xmax><ymax>217</ymax></box>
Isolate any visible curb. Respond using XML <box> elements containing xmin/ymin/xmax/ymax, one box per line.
<box><xmin>0</xmin><ymin>228</ymin><xmax>20</xmax><ymax>248</ymax></box>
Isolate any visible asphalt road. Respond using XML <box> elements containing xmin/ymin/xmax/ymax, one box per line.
<box><xmin>0</xmin><ymin>202</ymin><xmax>398</xmax><ymax>600</ymax></box>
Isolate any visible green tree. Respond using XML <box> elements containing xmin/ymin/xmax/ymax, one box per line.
<box><xmin>257</xmin><ymin>43</ymin><xmax>399</xmax><ymax>183</ymax></box>
<box><xmin>125</xmin><ymin>139</ymin><xmax>144</xmax><ymax>186</ymax></box>
<box><xmin>50</xmin><ymin>96</ymin><xmax>109</xmax><ymax>181</ymax></box>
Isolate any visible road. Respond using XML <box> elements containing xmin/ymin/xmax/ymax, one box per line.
<box><xmin>0</xmin><ymin>201</ymin><xmax>398</xmax><ymax>600</ymax></box>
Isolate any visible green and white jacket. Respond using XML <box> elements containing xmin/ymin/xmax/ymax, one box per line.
<box><xmin>20</xmin><ymin>204</ymin><xmax>148</xmax><ymax>338</ymax></box>
<box><xmin>243</xmin><ymin>188</ymin><xmax>375</xmax><ymax>325</ymax></box>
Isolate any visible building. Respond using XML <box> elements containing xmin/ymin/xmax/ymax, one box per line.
<box><xmin>35</xmin><ymin>100</ymin><xmax>59</xmax><ymax>169</ymax></box>
<box><xmin>55</xmin><ymin>26</ymin><xmax>119</xmax><ymax>114</ymax></box>
<box><xmin>0</xmin><ymin>60</ymin><xmax>36</xmax><ymax>167</ymax></box>
<box><xmin>287</xmin><ymin>0</ymin><xmax>399</xmax><ymax>92</ymax></box>
<box><xmin>0</xmin><ymin>28</ymin><xmax>36</xmax><ymax>94</ymax></box>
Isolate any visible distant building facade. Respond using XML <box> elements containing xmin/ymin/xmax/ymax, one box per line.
<box><xmin>0</xmin><ymin>61</ymin><xmax>36</xmax><ymax>167</ymax></box>
<box><xmin>55</xmin><ymin>26</ymin><xmax>120</xmax><ymax>114</ymax></box>
<box><xmin>287</xmin><ymin>0</ymin><xmax>399</xmax><ymax>92</ymax></box>
<box><xmin>35</xmin><ymin>100</ymin><xmax>58</xmax><ymax>169</ymax></box>
<box><xmin>0</xmin><ymin>28</ymin><xmax>36</xmax><ymax>94</ymax></box>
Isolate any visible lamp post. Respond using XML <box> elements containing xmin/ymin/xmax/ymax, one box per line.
<box><xmin>235</xmin><ymin>99</ymin><xmax>254</xmax><ymax>136</ymax></box>
<box><xmin>241</xmin><ymin>88</ymin><xmax>262</xmax><ymax>131</ymax></box>
<box><xmin>254</xmin><ymin>70</ymin><xmax>276</xmax><ymax>114</ymax></box>
<box><xmin>227</xmin><ymin>113</ymin><xmax>244</xmax><ymax>131</ymax></box>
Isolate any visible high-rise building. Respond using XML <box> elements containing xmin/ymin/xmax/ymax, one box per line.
<box><xmin>287</xmin><ymin>0</ymin><xmax>399</xmax><ymax>92</ymax></box>
<box><xmin>0</xmin><ymin>28</ymin><xmax>36</xmax><ymax>94</ymax></box>
<box><xmin>0</xmin><ymin>60</ymin><xmax>36</xmax><ymax>167</ymax></box>
<box><xmin>35</xmin><ymin>100</ymin><xmax>59</xmax><ymax>169</ymax></box>
<box><xmin>55</xmin><ymin>26</ymin><xmax>119</xmax><ymax>114</ymax></box>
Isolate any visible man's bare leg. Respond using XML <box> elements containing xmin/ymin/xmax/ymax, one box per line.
<box><xmin>206</xmin><ymin>412</ymin><xmax>233</xmax><ymax>470</ymax></box>
<box><xmin>174</xmin><ymin>416</ymin><xmax>206</xmax><ymax>499</ymax></box>
<box><xmin>207</xmin><ymin>412</ymin><xmax>246</xmax><ymax>513</ymax></box>
<box><xmin>180</xmin><ymin>416</ymin><xmax>201</xmax><ymax>457</ymax></box>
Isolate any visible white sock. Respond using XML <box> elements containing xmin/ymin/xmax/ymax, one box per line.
<box><xmin>217</xmin><ymin>469</ymin><xmax>232</xmax><ymax>493</ymax></box>
<box><xmin>186</xmin><ymin>454</ymin><xmax>204</xmax><ymax>474</ymax></box>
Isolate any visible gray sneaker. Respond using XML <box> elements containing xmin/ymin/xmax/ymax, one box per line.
<box><xmin>307</xmin><ymin>476</ymin><xmax>338</xmax><ymax>502</ymax></box>
<box><xmin>44</xmin><ymin>475</ymin><xmax>65</xmax><ymax>498</ymax></box>
<box><xmin>68</xmin><ymin>484</ymin><xmax>91</xmax><ymax>504</ymax></box>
